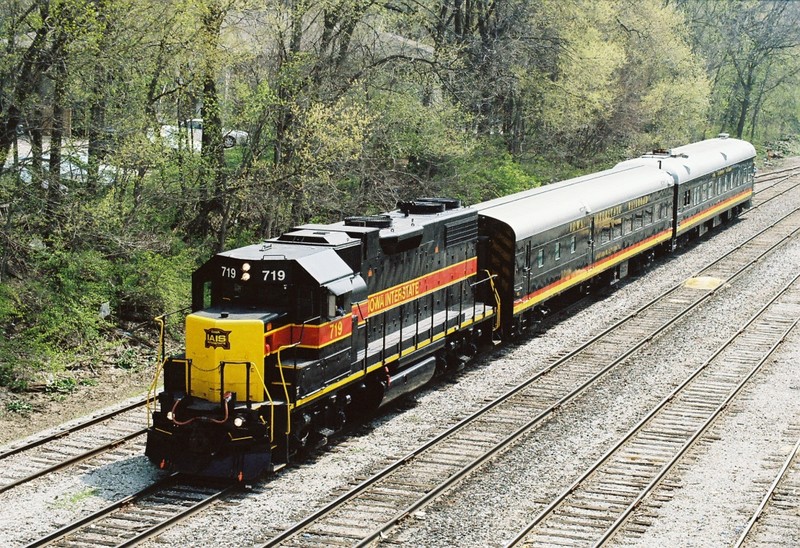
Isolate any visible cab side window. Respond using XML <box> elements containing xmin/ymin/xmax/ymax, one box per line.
<box><xmin>325</xmin><ymin>292</ymin><xmax>347</xmax><ymax>319</ymax></box>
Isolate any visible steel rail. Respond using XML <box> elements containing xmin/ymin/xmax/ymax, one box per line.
<box><xmin>754</xmin><ymin>165</ymin><xmax>800</xmax><ymax>183</ymax></box>
<box><xmin>259</xmin><ymin>203</ymin><xmax>800</xmax><ymax>548</ymax></box>
<box><xmin>506</xmin><ymin>272</ymin><xmax>800</xmax><ymax>547</ymax></box>
<box><xmin>732</xmin><ymin>435</ymin><xmax>800</xmax><ymax>548</ymax></box>
<box><xmin>25</xmin><ymin>473</ymin><xmax>182</xmax><ymax>548</ymax></box>
<box><xmin>749</xmin><ymin>174</ymin><xmax>800</xmax><ymax>212</ymax></box>
<box><xmin>354</xmin><ymin>223</ymin><xmax>800</xmax><ymax>548</ymax></box>
<box><xmin>0</xmin><ymin>397</ymin><xmax>149</xmax><ymax>460</ymax></box>
<box><xmin>595</xmin><ymin>282</ymin><xmax>800</xmax><ymax>546</ymax></box>
<box><xmin>0</xmin><ymin>428</ymin><xmax>146</xmax><ymax>495</ymax></box>
<box><xmin>25</xmin><ymin>472</ymin><xmax>237</xmax><ymax>548</ymax></box>
<box><xmin>117</xmin><ymin>485</ymin><xmax>238</xmax><ymax>548</ymax></box>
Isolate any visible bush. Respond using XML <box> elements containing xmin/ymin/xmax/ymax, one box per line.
<box><xmin>0</xmin><ymin>238</ymin><xmax>195</xmax><ymax>387</ymax></box>
<box><xmin>113</xmin><ymin>249</ymin><xmax>194</xmax><ymax>322</ymax></box>
<box><xmin>46</xmin><ymin>377</ymin><xmax>77</xmax><ymax>394</ymax></box>
<box><xmin>447</xmin><ymin>144</ymin><xmax>538</xmax><ymax>204</ymax></box>
<box><xmin>0</xmin><ymin>362</ymin><xmax>28</xmax><ymax>391</ymax></box>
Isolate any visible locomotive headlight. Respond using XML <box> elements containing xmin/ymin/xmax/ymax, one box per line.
<box><xmin>241</xmin><ymin>262</ymin><xmax>251</xmax><ymax>272</ymax></box>
<box><xmin>166</xmin><ymin>411</ymin><xmax>174</xmax><ymax>421</ymax></box>
<box><xmin>241</xmin><ymin>272</ymin><xmax>251</xmax><ymax>281</ymax></box>
<box><xmin>233</xmin><ymin>417</ymin><xmax>245</xmax><ymax>427</ymax></box>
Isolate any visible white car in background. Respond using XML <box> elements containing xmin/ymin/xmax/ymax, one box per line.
<box><xmin>160</xmin><ymin>118</ymin><xmax>249</xmax><ymax>150</ymax></box>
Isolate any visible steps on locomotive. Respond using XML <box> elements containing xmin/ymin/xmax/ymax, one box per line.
<box><xmin>270</xmin><ymin>462</ymin><xmax>287</xmax><ymax>473</ymax></box>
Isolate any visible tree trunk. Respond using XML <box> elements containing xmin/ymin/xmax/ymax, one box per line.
<box><xmin>87</xmin><ymin>1</ymin><xmax>111</xmax><ymax>192</ymax></box>
<box><xmin>0</xmin><ymin>4</ymin><xmax>53</xmax><ymax>162</ymax></box>
<box><xmin>30</xmin><ymin>108</ymin><xmax>44</xmax><ymax>180</ymax></box>
<box><xmin>46</xmin><ymin>56</ymin><xmax>68</xmax><ymax>232</ymax></box>
<box><xmin>188</xmin><ymin>0</ymin><xmax>227</xmax><ymax>242</ymax></box>
<box><xmin>734</xmin><ymin>68</ymin><xmax>754</xmax><ymax>139</ymax></box>
<box><xmin>87</xmin><ymin>91</ymin><xmax>105</xmax><ymax>193</ymax></box>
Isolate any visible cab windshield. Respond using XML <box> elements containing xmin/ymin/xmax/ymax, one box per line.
<box><xmin>210</xmin><ymin>280</ymin><xmax>291</xmax><ymax>311</ymax></box>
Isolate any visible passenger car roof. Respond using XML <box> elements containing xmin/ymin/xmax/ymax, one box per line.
<box><xmin>474</xmin><ymin>165</ymin><xmax>672</xmax><ymax>240</ymax></box>
<box><xmin>614</xmin><ymin>136</ymin><xmax>756</xmax><ymax>184</ymax></box>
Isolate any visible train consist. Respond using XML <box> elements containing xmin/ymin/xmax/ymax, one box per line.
<box><xmin>146</xmin><ymin>135</ymin><xmax>756</xmax><ymax>480</ymax></box>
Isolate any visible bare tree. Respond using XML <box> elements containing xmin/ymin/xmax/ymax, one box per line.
<box><xmin>677</xmin><ymin>0</ymin><xmax>800</xmax><ymax>139</ymax></box>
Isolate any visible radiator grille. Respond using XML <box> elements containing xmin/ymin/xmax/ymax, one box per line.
<box><xmin>445</xmin><ymin>217</ymin><xmax>478</xmax><ymax>247</ymax></box>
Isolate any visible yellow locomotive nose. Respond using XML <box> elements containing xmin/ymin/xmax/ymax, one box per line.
<box><xmin>185</xmin><ymin>312</ymin><xmax>265</xmax><ymax>403</ymax></box>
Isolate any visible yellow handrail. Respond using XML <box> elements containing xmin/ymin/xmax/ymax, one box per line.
<box><xmin>148</xmin><ymin>308</ymin><xmax>190</xmax><ymax>426</ymax></box>
<box><xmin>146</xmin><ymin>359</ymin><xmax>166</xmax><ymax>428</ymax></box>
<box><xmin>250</xmin><ymin>364</ymin><xmax>275</xmax><ymax>442</ymax></box>
<box><xmin>276</xmin><ymin>348</ymin><xmax>292</xmax><ymax>435</ymax></box>
<box><xmin>147</xmin><ymin>315</ymin><xmax>168</xmax><ymax>428</ymax></box>
<box><xmin>484</xmin><ymin>269</ymin><xmax>502</xmax><ymax>331</ymax></box>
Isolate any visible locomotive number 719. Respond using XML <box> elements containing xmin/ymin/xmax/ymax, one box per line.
<box><xmin>262</xmin><ymin>270</ymin><xmax>286</xmax><ymax>281</ymax></box>
<box><xmin>329</xmin><ymin>320</ymin><xmax>343</xmax><ymax>339</ymax></box>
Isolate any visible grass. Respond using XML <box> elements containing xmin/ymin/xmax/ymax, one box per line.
<box><xmin>53</xmin><ymin>487</ymin><xmax>100</xmax><ymax>509</ymax></box>
<box><xmin>5</xmin><ymin>398</ymin><xmax>33</xmax><ymax>415</ymax></box>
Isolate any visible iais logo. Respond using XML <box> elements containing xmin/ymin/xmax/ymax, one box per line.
<box><xmin>204</xmin><ymin>327</ymin><xmax>232</xmax><ymax>349</ymax></box>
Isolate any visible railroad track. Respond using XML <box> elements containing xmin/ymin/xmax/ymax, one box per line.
<box><xmin>25</xmin><ymin>473</ymin><xmax>237</xmax><ymax>547</ymax></box>
<box><xmin>733</xmin><ymin>428</ymin><xmax>800</xmax><ymax>548</ymax></box>
<box><xmin>0</xmin><ymin>399</ymin><xmax>149</xmax><ymax>495</ymax></box>
<box><xmin>255</xmin><ymin>202</ymin><xmax>800</xmax><ymax>546</ymax></box>
<box><xmin>751</xmin><ymin>171</ymin><xmax>800</xmax><ymax>210</ymax></box>
<box><xmin>506</xmin><ymin>273</ymin><xmax>800</xmax><ymax>547</ymax></box>
<box><xmin>754</xmin><ymin>165</ymin><xmax>800</xmax><ymax>185</ymax></box>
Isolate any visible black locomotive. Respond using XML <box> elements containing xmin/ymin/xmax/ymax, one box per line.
<box><xmin>145</xmin><ymin>135</ymin><xmax>756</xmax><ymax>480</ymax></box>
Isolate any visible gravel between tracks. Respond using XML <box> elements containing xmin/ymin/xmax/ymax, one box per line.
<box><xmin>2</xmin><ymin>161</ymin><xmax>800</xmax><ymax>547</ymax></box>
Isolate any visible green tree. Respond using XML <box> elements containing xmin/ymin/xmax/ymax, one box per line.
<box><xmin>675</xmin><ymin>0</ymin><xmax>800</xmax><ymax>140</ymax></box>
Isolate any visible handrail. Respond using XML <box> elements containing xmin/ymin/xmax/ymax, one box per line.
<box><xmin>250</xmin><ymin>364</ymin><xmax>275</xmax><ymax>443</ymax></box>
<box><xmin>219</xmin><ymin>361</ymin><xmax>252</xmax><ymax>406</ymax></box>
<box><xmin>147</xmin><ymin>316</ymin><xmax>169</xmax><ymax>427</ymax></box>
<box><xmin>269</xmin><ymin>315</ymin><xmax>321</xmax><ymax>436</ymax></box>
<box><xmin>148</xmin><ymin>308</ymin><xmax>190</xmax><ymax>427</ymax></box>
<box><xmin>155</xmin><ymin>314</ymin><xmax>167</xmax><ymax>365</ymax></box>
<box><xmin>483</xmin><ymin>270</ymin><xmax>502</xmax><ymax>331</ymax></box>
<box><xmin>154</xmin><ymin>307</ymin><xmax>191</xmax><ymax>364</ymax></box>
<box><xmin>288</xmin><ymin>315</ymin><xmax>321</xmax><ymax>358</ymax></box>
<box><xmin>276</xmin><ymin>348</ymin><xmax>292</xmax><ymax>435</ymax></box>
<box><xmin>146</xmin><ymin>358</ymin><xmax>165</xmax><ymax>429</ymax></box>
